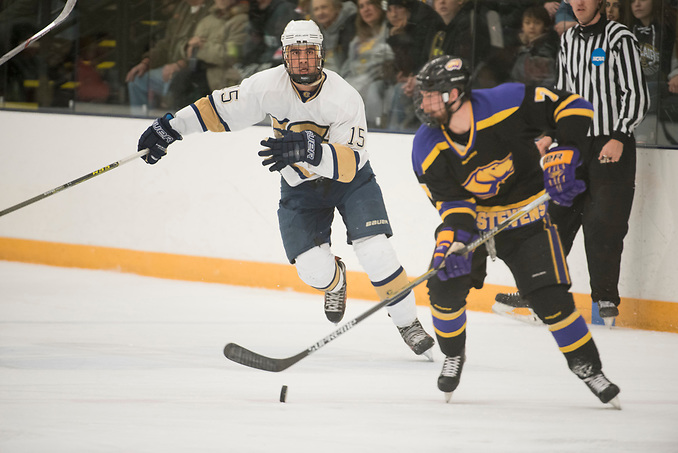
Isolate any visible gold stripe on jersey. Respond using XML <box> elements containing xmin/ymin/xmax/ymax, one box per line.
<box><xmin>291</xmin><ymin>163</ymin><xmax>314</xmax><ymax>178</ymax></box>
<box><xmin>556</xmin><ymin>108</ymin><xmax>595</xmax><ymax>121</ymax></box>
<box><xmin>553</xmin><ymin>94</ymin><xmax>580</xmax><ymax>119</ymax></box>
<box><xmin>476</xmin><ymin>106</ymin><xmax>519</xmax><ymax>130</ymax></box>
<box><xmin>420</xmin><ymin>183</ymin><xmax>433</xmax><ymax>201</ymax></box>
<box><xmin>441</xmin><ymin>124</ymin><xmax>473</xmax><ymax>158</ymax></box>
<box><xmin>475</xmin><ymin>191</ymin><xmax>547</xmax><ymax>231</ymax></box>
<box><xmin>332</xmin><ymin>144</ymin><xmax>357</xmax><ymax>182</ymax></box>
<box><xmin>421</xmin><ymin>141</ymin><xmax>448</xmax><ymax>174</ymax></box>
<box><xmin>553</xmin><ymin>95</ymin><xmax>595</xmax><ymax>122</ymax></box>
<box><xmin>193</xmin><ymin>96</ymin><xmax>227</xmax><ymax>132</ymax></box>
<box><xmin>436</xmin><ymin>199</ymin><xmax>477</xmax><ymax>222</ymax></box>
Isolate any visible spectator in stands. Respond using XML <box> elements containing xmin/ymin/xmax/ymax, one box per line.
<box><xmin>126</xmin><ymin>0</ymin><xmax>212</xmax><ymax>114</ymax></box>
<box><xmin>428</xmin><ymin>0</ymin><xmax>492</xmax><ymax>84</ymax></box>
<box><xmin>237</xmin><ymin>0</ymin><xmax>299</xmax><ymax>78</ymax></box>
<box><xmin>604</xmin><ymin>0</ymin><xmax>628</xmax><ymax>23</ymax></box>
<box><xmin>168</xmin><ymin>0</ymin><xmax>249</xmax><ymax>107</ymax></box>
<box><xmin>126</xmin><ymin>0</ymin><xmax>212</xmax><ymax>111</ymax></box>
<box><xmin>663</xmin><ymin>18</ymin><xmax>678</xmax><ymax>144</ymax></box>
<box><xmin>542</xmin><ymin>1</ymin><xmax>561</xmax><ymax>17</ymax></box>
<box><xmin>629</xmin><ymin>0</ymin><xmax>675</xmax><ymax>142</ymax></box>
<box><xmin>296</xmin><ymin>0</ymin><xmax>313</xmax><ymax>19</ymax></box>
<box><xmin>311</xmin><ymin>0</ymin><xmax>357</xmax><ymax>72</ymax></box>
<box><xmin>510</xmin><ymin>5</ymin><xmax>559</xmax><ymax>86</ymax></box>
<box><xmin>340</xmin><ymin>0</ymin><xmax>395</xmax><ymax>128</ymax></box>
<box><xmin>385</xmin><ymin>0</ymin><xmax>443</xmax><ymax>130</ymax></box>
<box><xmin>630</xmin><ymin>0</ymin><xmax>674</xmax><ymax>93</ymax></box>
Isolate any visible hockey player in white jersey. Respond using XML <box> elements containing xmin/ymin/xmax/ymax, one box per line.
<box><xmin>135</xmin><ymin>20</ymin><xmax>435</xmax><ymax>357</ymax></box>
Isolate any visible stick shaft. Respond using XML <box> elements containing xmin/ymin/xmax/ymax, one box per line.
<box><xmin>0</xmin><ymin>0</ymin><xmax>78</xmax><ymax>67</ymax></box>
<box><xmin>0</xmin><ymin>149</ymin><xmax>148</xmax><ymax>218</ymax></box>
<box><xmin>224</xmin><ymin>192</ymin><xmax>551</xmax><ymax>372</ymax></box>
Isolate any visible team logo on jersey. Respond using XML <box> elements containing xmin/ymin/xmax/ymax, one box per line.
<box><xmin>591</xmin><ymin>48</ymin><xmax>606</xmax><ymax>66</ymax></box>
<box><xmin>462</xmin><ymin>155</ymin><xmax>514</xmax><ymax>199</ymax></box>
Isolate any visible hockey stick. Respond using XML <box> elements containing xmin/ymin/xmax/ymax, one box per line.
<box><xmin>224</xmin><ymin>192</ymin><xmax>552</xmax><ymax>372</ymax></box>
<box><xmin>0</xmin><ymin>149</ymin><xmax>149</xmax><ymax>218</ymax></box>
<box><xmin>0</xmin><ymin>0</ymin><xmax>78</xmax><ymax>67</ymax></box>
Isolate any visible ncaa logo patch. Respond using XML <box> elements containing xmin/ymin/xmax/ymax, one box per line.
<box><xmin>591</xmin><ymin>48</ymin><xmax>606</xmax><ymax>66</ymax></box>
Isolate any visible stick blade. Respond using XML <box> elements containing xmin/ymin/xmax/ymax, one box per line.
<box><xmin>223</xmin><ymin>343</ymin><xmax>301</xmax><ymax>372</ymax></box>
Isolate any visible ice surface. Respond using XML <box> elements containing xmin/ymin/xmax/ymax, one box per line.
<box><xmin>1</xmin><ymin>261</ymin><xmax>677</xmax><ymax>452</ymax></box>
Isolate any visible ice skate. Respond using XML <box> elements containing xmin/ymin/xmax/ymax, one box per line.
<box><xmin>397</xmin><ymin>319</ymin><xmax>435</xmax><ymax>359</ymax></box>
<box><xmin>583</xmin><ymin>372</ymin><xmax>621</xmax><ymax>409</ymax></box>
<box><xmin>492</xmin><ymin>291</ymin><xmax>542</xmax><ymax>325</ymax></box>
<box><xmin>596</xmin><ymin>301</ymin><xmax>619</xmax><ymax>328</ymax></box>
<box><xmin>438</xmin><ymin>353</ymin><xmax>465</xmax><ymax>402</ymax></box>
<box><xmin>495</xmin><ymin>291</ymin><xmax>528</xmax><ymax>307</ymax></box>
<box><xmin>323</xmin><ymin>258</ymin><xmax>347</xmax><ymax>323</ymax></box>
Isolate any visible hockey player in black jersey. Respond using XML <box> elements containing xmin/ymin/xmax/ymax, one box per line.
<box><xmin>411</xmin><ymin>55</ymin><xmax>621</xmax><ymax>407</ymax></box>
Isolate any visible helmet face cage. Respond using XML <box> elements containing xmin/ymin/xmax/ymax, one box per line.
<box><xmin>283</xmin><ymin>44</ymin><xmax>325</xmax><ymax>85</ymax></box>
<box><xmin>413</xmin><ymin>56</ymin><xmax>470</xmax><ymax>127</ymax></box>
<box><xmin>281</xmin><ymin>20</ymin><xmax>325</xmax><ymax>85</ymax></box>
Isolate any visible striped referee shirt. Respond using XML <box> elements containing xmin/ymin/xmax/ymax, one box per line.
<box><xmin>556</xmin><ymin>16</ymin><xmax>649</xmax><ymax>140</ymax></box>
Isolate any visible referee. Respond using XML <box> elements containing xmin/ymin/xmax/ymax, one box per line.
<box><xmin>538</xmin><ymin>0</ymin><xmax>649</xmax><ymax>325</ymax></box>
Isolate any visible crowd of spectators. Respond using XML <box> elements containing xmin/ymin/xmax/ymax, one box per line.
<box><xmin>1</xmin><ymin>0</ymin><xmax>677</xmax><ymax>141</ymax></box>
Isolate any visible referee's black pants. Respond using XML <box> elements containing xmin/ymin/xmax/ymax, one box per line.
<box><xmin>548</xmin><ymin>135</ymin><xmax>636</xmax><ymax>307</ymax></box>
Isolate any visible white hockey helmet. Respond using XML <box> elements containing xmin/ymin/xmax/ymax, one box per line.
<box><xmin>281</xmin><ymin>20</ymin><xmax>325</xmax><ymax>85</ymax></box>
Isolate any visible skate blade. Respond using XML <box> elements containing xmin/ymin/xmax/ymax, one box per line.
<box><xmin>603</xmin><ymin>317</ymin><xmax>616</xmax><ymax>328</ymax></box>
<box><xmin>444</xmin><ymin>392</ymin><xmax>453</xmax><ymax>403</ymax></box>
<box><xmin>608</xmin><ymin>396</ymin><xmax>622</xmax><ymax>410</ymax></box>
<box><xmin>423</xmin><ymin>348</ymin><xmax>434</xmax><ymax>362</ymax></box>
<box><xmin>491</xmin><ymin>303</ymin><xmax>543</xmax><ymax>326</ymax></box>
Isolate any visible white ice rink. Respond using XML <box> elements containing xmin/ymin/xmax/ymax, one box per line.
<box><xmin>1</xmin><ymin>261</ymin><xmax>677</xmax><ymax>452</ymax></box>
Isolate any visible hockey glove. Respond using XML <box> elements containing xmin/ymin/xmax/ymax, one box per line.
<box><xmin>541</xmin><ymin>146</ymin><xmax>586</xmax><ymax>206</ymax></box>
<box><xmin>137</xmin><ymin>113</ymin><xmax>182</xmax><ymax>165</ymax></box>
<box><xmin>432</xmin><ymin>228</ymin><xmax>476</xmax><ymax>281</ymax></box>
<box><xmin>258</xmin><ymin>129</ymin><xmax>323</xmax><ymax>172</ymax></box>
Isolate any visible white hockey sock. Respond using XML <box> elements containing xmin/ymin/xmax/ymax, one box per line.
<box><xmin>353</xmin><ymin>234</ymin><xmax>418</xmax><ymax>327</ymax></box>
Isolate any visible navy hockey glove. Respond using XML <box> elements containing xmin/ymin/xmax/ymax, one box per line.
<box><xmin>137</xmin><ymin>113</ymin><xmax>182</xmax><ymax>165</ymax></box>
<box><xmin>432</xmin><ymin>228</ymin><xmax>476</xmax><ymax>281</ymax></box>
<box><xmin>258</xmin><ymin>129</ymin><xmax>323</xmax><ymax>172</ymax></box>
<box><xmin>541</xmin><ymin>146</ymin><xmax>586</xmax><ymax>206</ymax></box>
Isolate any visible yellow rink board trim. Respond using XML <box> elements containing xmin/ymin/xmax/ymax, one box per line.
<box><xmin>1</xmin><ymin>237</ymin><xmax>676</xmax><ymax>334</ymax></box>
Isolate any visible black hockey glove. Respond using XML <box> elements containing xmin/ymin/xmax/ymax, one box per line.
<box><xmin>137</xmin><ymin>113</ymin><xmax>182</xmax><ymax>165</ymax></box>
<box><xmin>258</xmin><ymin>129</ymin><xmax>323</xmax><ymax>172</ymax></box>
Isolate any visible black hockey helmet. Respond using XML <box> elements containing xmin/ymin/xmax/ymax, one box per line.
<box><xmin>414</xmin><ymin>55</ymin><xmax>471</xmax><ymax>127</ymax></box>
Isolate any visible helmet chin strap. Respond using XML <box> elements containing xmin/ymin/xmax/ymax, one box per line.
<box><xmin>444</xmin><ymin>89</ymin><xmax>466</xmax><ymax>118</ymax></box>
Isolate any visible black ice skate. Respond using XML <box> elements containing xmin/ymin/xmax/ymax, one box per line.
<box><xmin>596</xmin><ymin>301</ymin><xmax>619</xmax><ymax>328</ymax></box>
<box><xmin>583</xmin><ymin>372</ymin><xmax>621</xmax><ymax>409</ymax></box>
<box><xmin>492</xmin><ymin>291</ymin><xmax>542</xmax><ymax>325</ymax></box>
<box><xmin>324</xmin><ymin>258</ymin><xmax>347</xmax><ymax>323</ymax></box>
<box><xmin>438</xmin><ymin>353</ymin><xmax>466</xmax><ymax>403</ymax></box>
<box><xmin>397</xmin><ymin>319</ymin><xmax>434</xmax><ymax>359</ymax></box>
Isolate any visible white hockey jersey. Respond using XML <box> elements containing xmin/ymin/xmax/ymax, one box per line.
<box><xmin>170</xmin><ymin>65</ymin><xmax>370</xmax><ymax>187</ymax></box>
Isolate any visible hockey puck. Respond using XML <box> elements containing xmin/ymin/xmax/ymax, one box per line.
<box><xmin>279</xmin><ymin>385</ymin><xmax>288</xmax><ymax>403</ymax></box>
